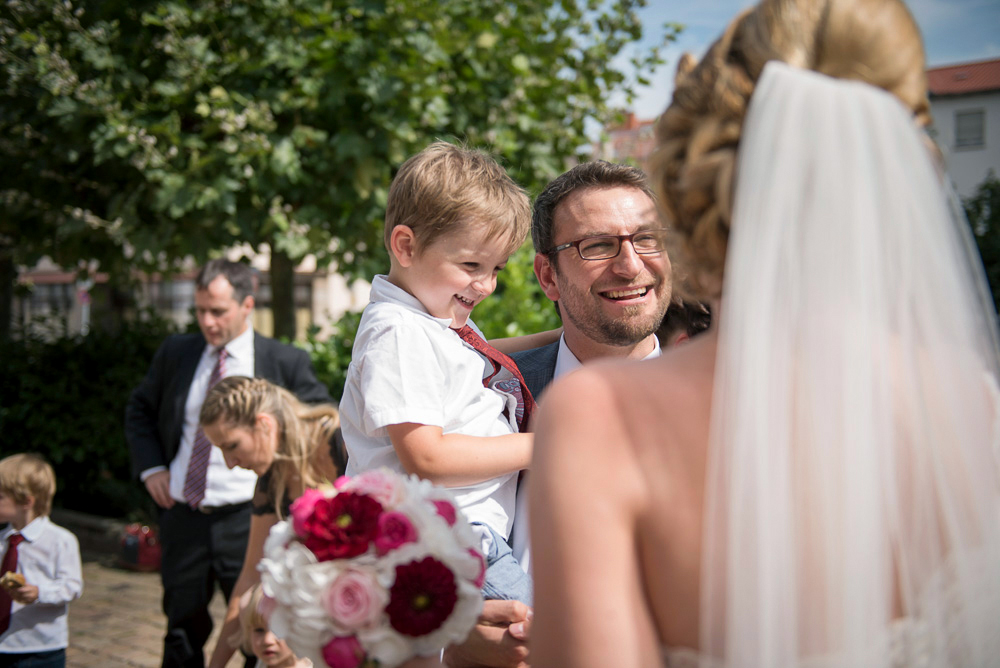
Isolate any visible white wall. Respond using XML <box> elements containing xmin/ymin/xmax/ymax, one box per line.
<box><xmin>929</xmin><ymin>90</ymin><xmax>1000</xmax><ymax>198</ymax></box>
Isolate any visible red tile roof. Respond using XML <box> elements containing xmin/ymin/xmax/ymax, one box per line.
<box><xmin>927</xmin><ymin>58</ymin><xmax>1000</xmax><ymax>96</ymax></box>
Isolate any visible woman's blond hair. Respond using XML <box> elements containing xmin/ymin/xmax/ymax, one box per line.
<box><xmin>650</xmin><ymin>0</ymin><xmax>929</xmax><ymax>300</ymax></box>
<box><xmin>200</xmin><ymin>376</ymin><xmax>339</xmax><ymax>518</ymax></box>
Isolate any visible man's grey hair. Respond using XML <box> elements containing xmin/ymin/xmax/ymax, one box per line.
<box><xmin>195</xmin><ymin>259</ymin><xmax>257</xmax><ymax>304</ymax></box>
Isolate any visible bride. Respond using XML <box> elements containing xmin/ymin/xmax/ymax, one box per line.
<box><xmin>529</xmin><ymin>0</ymin><xmax>1000</xmax><ymax>666</ymax></box>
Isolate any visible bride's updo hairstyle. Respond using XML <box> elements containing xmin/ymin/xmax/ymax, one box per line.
<box><xmin>650</xmin><ymin>0</ymin><xmax>929</xmax><ymax>300</ymax></box>
<box><xmin>201</xmin><ymin>376</ymin><xmax>339</xmax><ymax>515</ymax></box>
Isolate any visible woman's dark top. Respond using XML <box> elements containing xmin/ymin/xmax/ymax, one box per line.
<box><xmin>251</xmin><ymin>429</ymin><xmax>347</xmax><ymax>516</ymax></box>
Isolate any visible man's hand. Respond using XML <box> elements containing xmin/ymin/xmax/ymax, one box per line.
<box><xmin>144</xmin><ymin>470</ymin><xmax>175</xmax><ymax>509</ymax></box>
<box><xmin>10</xmin><ymin>583</ymin><xmax>38</xmax><ymax>605</ymax></box>
<box><xmin>444</xmin><ymin>600</ymin><xmax>533</xmax><ymax>668</ymax></box>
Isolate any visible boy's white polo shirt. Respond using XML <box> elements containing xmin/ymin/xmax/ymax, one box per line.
<box><xmin>341</xmin><ymin>275</ymin><xmax>519</xmax><ymax>541</ymax></box>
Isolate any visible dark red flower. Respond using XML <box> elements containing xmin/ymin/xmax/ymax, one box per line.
<box><xmin>431</xmin><ymin>499</ymin><xmax>457</xmax><ymax>526</ymax></box>
<box><xmin>387</xmin><ymin>557</ymin><xmax>458</xmax><ymax>637</ymax></box>
<box><xmin>302</xmin><ymin>492</ymin><xmax>383</xmax><ymax>561</ymax></box>
<box><xmin>321</xmin><ymin>635</ymin><xmax>365</xmax><ymax>668</ymax></box>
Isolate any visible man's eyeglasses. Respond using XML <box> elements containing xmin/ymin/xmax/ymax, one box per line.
<box><xmin>547</xmin><ymin>230</ymin><xmax>669</xmax><ymax>261</ymax></box>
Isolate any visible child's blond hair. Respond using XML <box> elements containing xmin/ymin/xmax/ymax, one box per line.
<box><xmin>384</xmin><ymin>141</ymin><xmax>530</xmax><ymax>258</ymax></box>
<box><xmin>0</xmin><ymin>453</ymin><xmax>56</xmax><ymax>517</ymax></box>
<box><xmin>239</xmin><ymin>583</ymin><xmax>272</xmax><ymax>654</ymax></box>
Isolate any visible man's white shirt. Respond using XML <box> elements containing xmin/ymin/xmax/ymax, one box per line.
<box><xmin>141</xmin><ymin>324</ymin><xmax>258</xmax><ymax>506</ymax></box>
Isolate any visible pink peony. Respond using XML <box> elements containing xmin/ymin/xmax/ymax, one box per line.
<box><xmin>432</xmin><ymin>499</ymin><xmax>457</xmax><ymax>527</ymax></box>
<box><xmin>374</xmin><ymin>511</ymin><xmax>418</xmax><ymax>556</ymax></box>
<box><xmin>289</xmin><ymin>488</ymin><xmax>327</xmax><ymax>538</ymax></box>
<box><xmin>321</xmin><ymin>635</ymin><xmax>365</xmax><ymax>668</ymax></box>
<box><xmin>352</xmin><ymin>469</ymin><xmax>404</xmax><ymax>507</ymax></box>
<box><xmin>322</xmin><ymin>569</ymin><xmax>384</xmax><ymax>630</ymax></box>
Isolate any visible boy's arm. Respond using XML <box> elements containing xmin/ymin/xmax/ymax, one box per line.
<box><xmin>387</xmin><ymin>423</ymin><xmax>532</xmax><ymax>487</ymax></box>
<box><xmin>489</xmin><ymin>328</ymin><xmax>561</xmax><ymax>356</ymax></box>
<box><xmin>29</xmin><ymin>532</ymin><xmax>83</xmax><ymax>606</ymax></box>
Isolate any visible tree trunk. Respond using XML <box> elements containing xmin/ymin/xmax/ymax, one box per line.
<box><xmin>0</xmin><ymin>252</ymin><xmax>13</xmax><ymax>341</ymax></box>
<box><xmin>270</xmin><ymin>247</ymin><xmax>296</xmax><ymax>341</ymax></box>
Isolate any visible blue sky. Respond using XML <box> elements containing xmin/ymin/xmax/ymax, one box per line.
<box><xmin>620</xmin><ymin>0</ymin><xmax>1000</xmax><ymax>119</ymax></box>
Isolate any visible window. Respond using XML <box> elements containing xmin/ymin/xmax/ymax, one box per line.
<box><xmin>955</xmin><ymin>109</ymin><xmax>985</xmax><ymax>149</ymax></box>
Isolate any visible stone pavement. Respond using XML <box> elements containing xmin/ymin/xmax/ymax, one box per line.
<box><xmin>51</xmin><ymin>510</ymin><xmax>244</xmax><ymax>668</ymax></box>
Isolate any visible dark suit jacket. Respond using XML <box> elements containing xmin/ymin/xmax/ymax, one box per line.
<box><xmin>511</xmin><ymin>341</ymin><xmax>560</xmax><ymax>401</ymax></box>
<box><xmin>125</xmin><ymin>331</ymin><xmax>332</xmax><ymax>479</ymax></box>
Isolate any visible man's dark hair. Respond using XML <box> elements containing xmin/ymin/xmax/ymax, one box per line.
<box><xmin>195</xmin><ymin>259</ymin><xmax>256</xmax><ymax>303</ymax></box>
<box><xmin>531</xmin><ymin>161</ymin><xmax>655</xmax><ymax>257</ymax></box>
<box><xmin>657</xmin><ymin>300</ymin><xmax>712</xmax><ymax>342</ymax></box>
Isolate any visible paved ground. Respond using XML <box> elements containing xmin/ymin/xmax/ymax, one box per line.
<box><xmin>66</xmin><ymin>552</ymin><xmax>243</xmax><ymax>668</ymax></box>
<box><xmin>49</xmin><ymin>510</ymin><xmax>244</xmax><ymax>668</ymax></box>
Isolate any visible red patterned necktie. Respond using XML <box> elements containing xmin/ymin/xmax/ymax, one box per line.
<box><xmin>453</xmin><ymin>326</ymin><xmax>536</xmax><ymax>433</ymax></box>
<box><xmin>0</xmin><ymin>533</ymin><xmax>25</xmax><ymax>634</ymax></box>
<box><xmin>183</xmin><ymin>348</ymin><xmax>228</xmax><ymax>508</ymax></box>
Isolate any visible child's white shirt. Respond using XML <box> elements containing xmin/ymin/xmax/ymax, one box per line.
<box><xmin>341</xmin><ymin>275</ymin><xmax>519</xmax><ymax>542</ymax></box>
<box><xmin>0</xmin><ymin>515</ymin><xmax>83</xmax><ymax>652</ymax></box>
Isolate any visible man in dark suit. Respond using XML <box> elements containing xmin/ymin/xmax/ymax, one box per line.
<box><xmin>125</xmin><ymin>260</ymin><xmax>331</xmax><ymax>668</ymax></box>
<box><xmin>447</xmin><ymin>161</ymin><xmax>672</xmax><ymax>668</ymax></box>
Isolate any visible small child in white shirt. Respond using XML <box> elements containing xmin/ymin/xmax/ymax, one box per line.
<box><xmin>341</xmin><ymin>141</ymin><xmax>535</xmax><ymax>603</ymax></box>
<box><xmin>0</xmin><ymin>454</ymin><xmax>83</xmax><ymax>668</ymax></box>
<box><xmin>240</xmin><ymin>584</ymin><xmax>312</xmax><ymax>668</ymax></box>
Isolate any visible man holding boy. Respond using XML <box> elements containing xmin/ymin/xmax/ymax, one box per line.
<box><xmin>447</xmin><ymin>161</ymin><xmax>672</xmax><ymax>667</ymax></box>
<box><xmin>0</xmin><ymin>453</ymin><xmax>83</xmax><ymax>668</ymax></box>
<box><xmin>125</xmin><ymin>259</ymin><xmax>331</xmax><ymax>668</ymax></box>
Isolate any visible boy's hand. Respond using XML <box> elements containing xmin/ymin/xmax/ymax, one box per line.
<box><xmin>444</xmin><ymin>600</ymin><xmax>532</xmax><ymax>668</ymax></box>
<box><xmin>10</xmin><ymin>583</ymin><xmax>38</xmax><ymax>605</ymax></box>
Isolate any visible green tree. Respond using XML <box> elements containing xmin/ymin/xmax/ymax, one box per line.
<box><xmin>1</xmin><ymin>0</ymin><xmax>678</xmax><ymax>339</ymax></box>
<box><xmin>965</xmin><ymin>170</ymin><xmax>1000</xmax><ymax>312</ymax></box>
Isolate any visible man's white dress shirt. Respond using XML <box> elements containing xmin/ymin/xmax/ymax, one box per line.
<box><xmin>141</xmin><ymin>324</ymin><xmax>258</xmax><ymax>506</ymax></box>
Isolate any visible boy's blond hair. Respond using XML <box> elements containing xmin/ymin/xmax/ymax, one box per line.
<box><xmin>0</xmin><ymin>453</ymin><xmax>56</xmax><ymax>517</ymax></box>
<box><xmin>384</xmin><ymin>141</ymin><xmax>530</xmax><ymax>257</ymax></box>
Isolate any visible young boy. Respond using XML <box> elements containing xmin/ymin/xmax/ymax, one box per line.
<box><xmin>340</xmin><ymin>142</ymin><xmax>534</xmax><ymax>603</ymax></box>
<box><xmin>0</xmin><ymin>454</ymin><xmax>83</xmax><ymax>668</ymax></box>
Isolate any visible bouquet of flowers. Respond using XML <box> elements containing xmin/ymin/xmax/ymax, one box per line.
<box><xmin>258</xmin><ymin>469</ymin><xmax>486</xmax><ymax>668</ymax></box>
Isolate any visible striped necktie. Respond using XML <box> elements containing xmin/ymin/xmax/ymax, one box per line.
<box><xmin>183</xmin><ymin>348</ymin><xmax>227</xmax><ymax>508</ymax></box>
<box><xmin>0</xmin><ymin>533</ymin><xmax>25</xmax><ymax>634</ymax></box>
<box><xmin>453</xmin><ymin>326</ymin><xmax>536</xmax><ymax>433</ymax></box>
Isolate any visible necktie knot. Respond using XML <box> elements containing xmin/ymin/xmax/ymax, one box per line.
<box><xmin>6</xmin><ymin>534</ymin><xmax>23</xmax><ymax>549</ymax></box>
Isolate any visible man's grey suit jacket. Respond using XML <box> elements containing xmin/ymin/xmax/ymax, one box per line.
<box><xmin>511</xmin><ymin>341</ymin><xmax>560</xmax><ymax>401</ymax></box>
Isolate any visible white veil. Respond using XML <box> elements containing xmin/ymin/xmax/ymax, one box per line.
<box><xmin>700</xmin><ymin>62</ymin><xmax>1000</xmax><ymax>667</ymax></box>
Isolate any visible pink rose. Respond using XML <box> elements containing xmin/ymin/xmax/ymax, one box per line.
<box><xmin>468</xmin><ymin>548</ymin><xmax>486</xmax><ymax>588</ymax></box>
<box><xmin>334</xmin><ymin>475</ymin><xmax>351</xmax><ymax>490</ymax></box>
<box><xmin>432</xmin><ymin>499</ymin><xmax>457</xmax><ymax>526</ymax></box>
<box><xmin>321</xmin><ymin>635</ymin><xmax>365</xmax><ymax>668</ymax></box>
<box><xmin>322</xmin><ymin>569</ymin><xmax>384</xmax><ymax>630</ymax></box>
<box><xmin>374</xmin><ymin>511</ymin><xmax>418</xmax><ymax>556</ymax></box>
<box><xmin>352</xmin><ymin>469</ymin><xmax>403</xmax><ymax>507</ymax></box>
<box><xmin>290</xmin><ymin>488</ymin><xmax>327</xmax><ymax>538</ymax></box>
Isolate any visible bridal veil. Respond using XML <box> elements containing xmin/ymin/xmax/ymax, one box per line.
<box><xmin>700</xmin><ymin>61</ymin><xmax>1000</xmax><ymax>666</ymax></box>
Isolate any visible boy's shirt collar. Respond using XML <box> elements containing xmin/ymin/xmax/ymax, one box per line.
<box><xmin>1</xmin><ymin>515</ymin><xmax>49</xmax><ymax>542</ymax></box>
<box><xmin>370</xmin><ymin>275</ymin><xmax>466</xmax><ymax>329</ymax></box>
